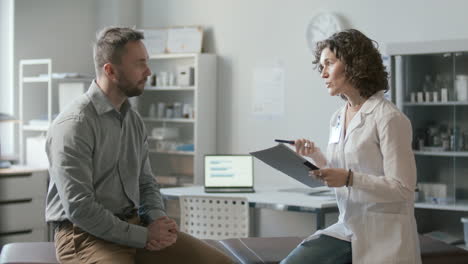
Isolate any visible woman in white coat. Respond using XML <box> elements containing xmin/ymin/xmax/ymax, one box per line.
<box><xmin>281</xmin><ymin>29</ymin><xmax>421</xmax><ymax>264</ymax></box>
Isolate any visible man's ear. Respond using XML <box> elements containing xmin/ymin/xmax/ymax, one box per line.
<box><xmin>103</xmin><ymin>63</ymin><xmax>116</xmax><ymax>81</ymax></box>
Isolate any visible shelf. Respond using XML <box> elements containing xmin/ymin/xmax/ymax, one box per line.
<box><xmin>415</xmin><ymin>200</ymin><xmax>468</xmax><ymax>211</ymax></box>
<box><xmin>413</xmin><ymin>151</ymin><xmax>468</xmax><ymax>157</ymax></box>
<box><xmin>22</xmin><ymin>77</ymin><xmax>49</xmax><ymax>83</ymax></box>
<box><xmin>148</xmin><ymin>149</ymin><xmax>195</xmax><ymax>156</ymax></box>
<box><xmin>149</xmin><ymin>53</ymin><xmax>198</xmax><ymax>59</ymax></box>
<box><xmin>19</xmin><ymin>59</ymin><xmax>51</xmax><ymax>65</ymax></box>
<box><xmin>23</xmin><ymin>76</ymin><xmax>92</xmax><ymax>83</ymax></box>
<box><xmin>51</xmin><ymin>77</ymin><xmax>93</xmax><ymax>82</ymax></box>
<box><xmin>142</xmin><ymin>117</ymin><xmax>195</xmax><ymax>123</ymax></box>
<box><xmin>145</xmin><ymin>86</ymin><xmax>195</xmax><ymax>91</ymax></box>
<box><xmin>22</xmin><ymin>125</ymin><xmax>49</xmax><ymax>131</ymax></box>
<box><xmin>404</xmin><ymin>101</ymin><xmax>468</xmax><ymax>106</ymax></box>
<box><xmin>0</xmin><ymin>155</ymin><xmax>19</xmax><ymax>162</ymax></box>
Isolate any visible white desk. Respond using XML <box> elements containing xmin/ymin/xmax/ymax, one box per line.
<box><xmin>160</xmin><ymin>186</ymin><xmax>338</xmax><ymax>230</ymax></box>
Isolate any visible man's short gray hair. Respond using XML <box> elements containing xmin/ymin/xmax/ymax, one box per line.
<box><xmin>93</xmin><ymin>27</ymin><xmax>144</xmax><ymax>77</ymax></box>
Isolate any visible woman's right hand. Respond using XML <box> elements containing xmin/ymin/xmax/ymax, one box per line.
<box><xmin>294</xmin><ymin>138</ymin><xmax>327</xmax><ymax>168</ymax></box>
<box><xmin>294</xmin><ymin>138</ymin><xmax>318</xmax><ymax>156</ymax></box>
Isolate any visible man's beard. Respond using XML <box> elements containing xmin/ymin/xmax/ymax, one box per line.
<box><xmin>116</xmin><ymin>75</ymin><xmax>144</xmax><ymax>98</ymax></box>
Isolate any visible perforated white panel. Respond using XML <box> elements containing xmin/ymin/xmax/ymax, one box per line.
<box><xmin>180</xmin><ymin>195</ymin><xmax>249</xmax><ymax>240</ymax></box>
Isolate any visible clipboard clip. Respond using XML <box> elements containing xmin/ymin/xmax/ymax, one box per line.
<box><xmin>304</xmin><ymin>161</ymin><xmax>319</xmax><ymax>170</ymax></box>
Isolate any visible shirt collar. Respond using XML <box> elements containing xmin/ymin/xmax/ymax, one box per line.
<box><xmin>87</xmin><ymin>80</ymin><xmax>131</xmax><ymax>117</ymax></box>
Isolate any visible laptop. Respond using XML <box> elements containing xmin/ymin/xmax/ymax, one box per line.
<box><xmin>204</xmin><ymin>155</ymin><xmax>255</xmax><ymax>193</ymax></box>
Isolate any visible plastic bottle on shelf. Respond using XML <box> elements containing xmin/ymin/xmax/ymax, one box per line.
<box><xmin>455</xmin><ymin>74</ymin><xmax>468</xmax><ymax>101</ymax></box>
<box><xmin>433</xmin><ymin>74</ymin><xmax>443</xmax><ymax>102</ymax></box>
<box><xmin>148</xmin><ymin>103</ymin><xmax>157</xmax><ymax>118</ymax></box>
<box><xmin>441</xmin><ymin>132</ymin><xmax>450</xmax><ymax>151</ymax></box>
<box><xmin>450</xmin><ymin>127</ymin><xmax>460</xmax><ymax>151</ymax></box>
<box><xmin>410</xmin><ymin>91</ymin><xmax>416</xmax><ymax>103</ymax></box>
<box><xmin>459</xmin><ymin>131</ymin><xmax>465</xmax><ymax>151</ymax></box>
<box><xmin>414</xmin><ymin>128</ymin><xmax>425</xmax><ymax>150</ymax></box>
<box><xmin>165</xmin><ymin>104</ymin><xmax>174</xmax><ymax>119</ymax></box>
<box><xmin>422</xmin><ymin>75</ymin><xmax>433</xmax><ymax>103</ymax></box>
<box><xmin>440</xmin><ymin>75</ymin><xmax>450</xmax><ymax>102</ymax></box>
<box><xmin>417</xmin><ymin>79</ymin><xmax>424</xmax><ymax>103</ymax></box>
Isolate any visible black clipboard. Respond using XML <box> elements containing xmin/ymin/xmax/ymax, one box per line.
<box><xmin>250</xmin><ymin>143</ymin><xmax>321</xmax><ymax>187</ymax></box>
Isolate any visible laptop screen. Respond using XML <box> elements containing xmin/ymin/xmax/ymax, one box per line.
<box><xmin>204</xmin><ymin>155</ymin><xmax>253</xmax><ymax>188</ymax></box>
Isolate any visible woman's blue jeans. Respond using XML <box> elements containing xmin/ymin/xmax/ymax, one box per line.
<box><xmin>280</xmin><ymin>235</ymin><xmax>352</xmax><ymax>264</ymax></box>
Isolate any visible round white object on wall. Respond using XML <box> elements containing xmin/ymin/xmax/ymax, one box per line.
<box><xmin>306</xmin><ymin>12</ymin><xmax>342</xmax><ymax>53</ymax></box>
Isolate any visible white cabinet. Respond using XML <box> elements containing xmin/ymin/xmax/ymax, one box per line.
<box><xmin>136</xmin><ymin>53</ymin><xmax>217</xmax><ymax>186</ymax></box>
<box><xmin>388</xmin><ymin>39</ymin><xmax>468</xmax><ymax>212</ymax></box>
<box><xmin>18</xmin><ymin>59</ymin><xmax>91</xmax><ymax>165</ymax></box>
<box><xmin>0</xmin><ymin>167</ymin><xmax>49</xmax><ymax>245</ymax></box>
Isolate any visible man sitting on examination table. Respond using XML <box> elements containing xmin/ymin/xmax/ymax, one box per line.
<box><xmin>45</xmin><ymin>27</ymin><xmax>233</xmax><ymax>264</ymax></box>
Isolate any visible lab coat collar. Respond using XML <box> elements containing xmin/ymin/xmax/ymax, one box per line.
<box><xmin>344</xmin><ymin>90</ymin><xmax>385</xmax><ymax>142</ymax></box>
<box><xmin>360</xmin><ymin>90</ymin><xmax>385</xmax><ymax>115</ymax></box>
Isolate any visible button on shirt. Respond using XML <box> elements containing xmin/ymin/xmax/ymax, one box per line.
<box><xmin>45</xmin><ymin>81</ymin><xmax>166</xmax><ymax>248</ymax></box>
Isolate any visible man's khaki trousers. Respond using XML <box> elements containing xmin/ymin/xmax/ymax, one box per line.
<box><xmin>54</xmin><ymin>218</ymin><xmax>235</xmax><ymax>264</ymax></box>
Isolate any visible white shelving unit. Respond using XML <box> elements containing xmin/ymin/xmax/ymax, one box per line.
<box><xmin>18</xmin><ymin>59</ymin><xmax>92</xmax><ymax>165</ymax></box>
<box><xmin>137</xmin><ymin>53</ymin><xmax>217</xmax><ymax>187</ymax></box>
<box><xmin>388</xmin><ymin>39</ymin><xmax>468</xmax><ymax>212</ymax></box>
<box><xmin>18</xmin><ymin>59</ymin><xmax>52</xmax><ymax>165</ymax></box>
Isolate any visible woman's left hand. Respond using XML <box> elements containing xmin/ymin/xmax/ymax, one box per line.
<box><xmin>310</xmin><ymin>168</ymin><xmax>348</xmax><ymax>187</ymax></box>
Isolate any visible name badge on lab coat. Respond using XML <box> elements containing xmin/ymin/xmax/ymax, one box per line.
<box><xmin>329</xmin><ymin>116</ymin><xmax>341</xmax><ymax>144</ymax></box>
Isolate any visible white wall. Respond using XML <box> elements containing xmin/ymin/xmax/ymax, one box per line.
<box><xmin>141</xmin><ymin>0</ymin><xmax>468</xmax><ymax>236</ymax></box>
<box><xmin>14</xmin><ymin>0</ymin><xmax>97</xmax><ymax>79</ymax></box>
<box><xmin>96</xmin><ymin>0</ymin><xmax>141</xmax><ymax>30</ymax></box>
<box><xmin>140</xmin><ymin>0</ymin><xmax>468</xmax><ymax>188</ymax></box>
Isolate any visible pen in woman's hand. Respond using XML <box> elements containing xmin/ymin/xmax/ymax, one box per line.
<box><xmin>274</xmin><ymin>139</ymin><xmax>295</xmax><ymax>145</ymax></box>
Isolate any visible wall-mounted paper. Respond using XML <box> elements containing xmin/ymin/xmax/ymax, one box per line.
<box><xmin>143</xmin><ymin>29</ymin><xmax>168</xmax><ymax>54</ymax></box>
<box><xmin>252</xmin><ymin>67</ymin><xmax>285</xmax><ymax>119</ymax></box>
<box><xmin>166</xmin><ymin>27</ymin><xmax>203</xmax><ymax>53</ymax></box>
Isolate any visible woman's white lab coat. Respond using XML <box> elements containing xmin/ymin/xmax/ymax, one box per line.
<box><xmin>306</xmin><ymin>91</ymin><xmax>422</xmax><ymax>264</ymax></box>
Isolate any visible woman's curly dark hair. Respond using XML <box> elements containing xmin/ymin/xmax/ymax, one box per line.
<box><xmin>312</xmin><ymin>29</ymin><xmax>388</xmax><ymax>99</ymax></box>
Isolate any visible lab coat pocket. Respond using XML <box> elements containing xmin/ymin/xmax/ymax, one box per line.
<box><xmin>364</xmin><ymin>212</ymin><xmax>411</xmax><ymax>263</ymax></box>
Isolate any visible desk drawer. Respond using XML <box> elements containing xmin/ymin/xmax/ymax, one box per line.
<box><xmin>0</xmin><ymin>198</ymin><xmax>45</xmax><ymax>233</ymax></box>
<box><xmin>0</xmin><ymin>228</ymin><xmax>47</xmax><ymax>245</ymax></box>
<box><xmin>0</xmin><ymin>171</ymin><xmax>48</xmax><ymax>201</ymax></box>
